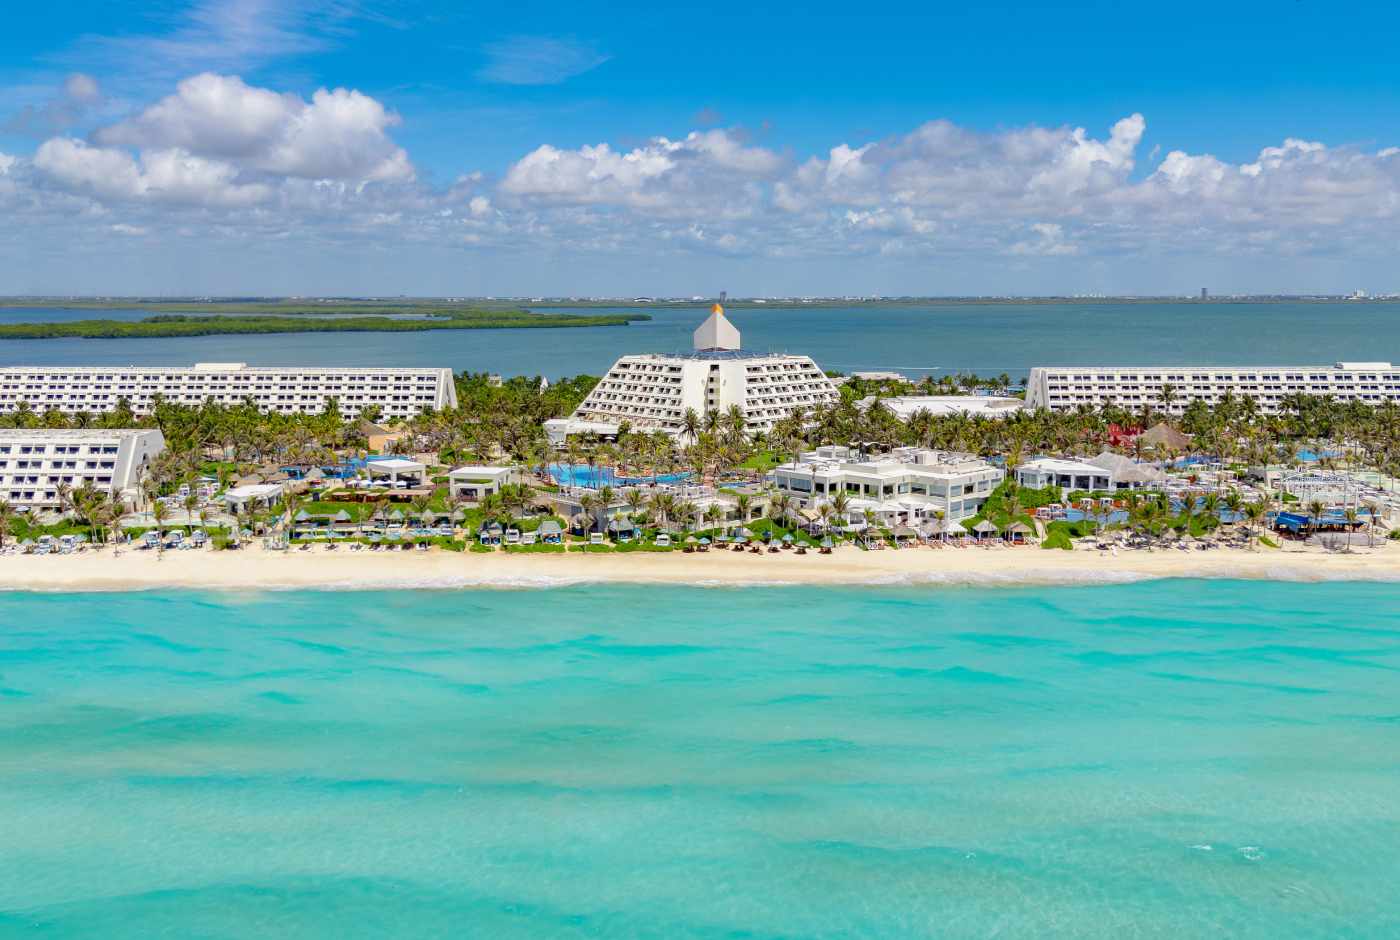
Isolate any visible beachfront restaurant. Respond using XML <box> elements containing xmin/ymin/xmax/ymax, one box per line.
<box><xmin>447</xmin><ymin>465</ymin><xmax>514</xmax><ymax>505</ymax></box>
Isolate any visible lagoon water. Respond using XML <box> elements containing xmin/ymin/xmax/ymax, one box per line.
<box><xmin>4</xmin><ymin>301</ymin><xmax>1400</xmax><ymax>379</ymax></box>
<box><xmin>2</xmin><ymin>580</ymin><xmax>1398</xmax><ymax>937</ymax></box>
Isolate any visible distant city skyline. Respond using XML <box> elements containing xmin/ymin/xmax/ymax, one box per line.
<box><xmin>2</xmin><ymin>1</ymin><xmax>1400</xmax><ymax>296</ymax></box>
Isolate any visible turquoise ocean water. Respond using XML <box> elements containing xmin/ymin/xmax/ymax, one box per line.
<box><xmin>1</xmin><ymin>580</ymin><xmax>1399</xmax><ymax>937</ymax></box>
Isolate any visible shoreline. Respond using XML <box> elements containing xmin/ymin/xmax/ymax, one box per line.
<box><xmin>2</xmin><ymin>543</ymin><xmax>1398</xmax><ymax>592</ymax></box>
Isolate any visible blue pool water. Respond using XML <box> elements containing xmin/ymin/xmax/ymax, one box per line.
<box><xmin>1</xmin><ymin>580</ymin><xmax>1398</xmax><ymax>937</ymax></box>
<box><xmin>548</xmin><ymin>463</ymin><xmax>691</xmax><ymax>488</ymax></box>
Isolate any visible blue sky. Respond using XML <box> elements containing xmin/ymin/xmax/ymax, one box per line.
<box><xmin>2</xmin><ymin>0</ymin><xmax>1399</xmax><ymax>296</ymax></box>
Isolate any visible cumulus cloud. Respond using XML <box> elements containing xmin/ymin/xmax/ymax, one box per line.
<box><xmin>34</xmin><ymin>137</ymin><xmax>271</xmax><ymax>207</ymax></box>
<box><xmin>8</xmin><ymin>88</ymin><xmax>1400</xmax><ymax>281</ymax></box>
<box><xmin>95</xmin><ymin>73</ymin><xmax>412</xmax><ymax>182</ymax></box>
<box><xmin>501</xmin><ymin>129</ymin><xmax>783</xmax><ymax>217</ymax></box>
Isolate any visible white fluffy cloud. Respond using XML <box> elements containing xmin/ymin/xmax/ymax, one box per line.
<box><xmin>34</xmin><ymin>137</ymin><xmax>271</xmax><ymax>206</ymax></box>
<box><xmin>501</xmin><ymin>130</ymin><xmax>782</xmax><ymax>215</ymax></box>
<box><xmin>9</xmin><ymin>77</ymin><xmax>1400</xmax><ymax>281</ymax></box>
<box><xmin>95</xmin><ymin>73</ymin><xmax>412</xmax><ymax>182</ymax></box>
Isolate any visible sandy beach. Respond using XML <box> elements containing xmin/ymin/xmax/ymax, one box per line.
<box><xmin>2</xmin><ymin>542</ymin><xmax>1398</xmax><ymax>591</ymax></box>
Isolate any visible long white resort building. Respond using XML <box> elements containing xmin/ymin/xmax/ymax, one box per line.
<box><xmin>0</xmin><ymin>363</ymin><xmax>458</xmax><ymax>419</ymax></box>
<box><xmin>546</xmin><ymin>304</ymin><xmax>839</xmax><ymax>444</ymax></box>
<box><xmin>1026</xmin><ymin>361</ymin><xmax>1400</xmax><ymax>414</ymax></box>
<box><xmin>0</xmin><ymin>428</ymin><xmax>165</xmax><ymax>510</ymax></box>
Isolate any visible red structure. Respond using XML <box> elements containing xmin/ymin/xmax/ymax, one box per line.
<box><xmin>1107</xmin><ymin>424</ymin><xmax>1142</xmax><ymax>448</ymax></box>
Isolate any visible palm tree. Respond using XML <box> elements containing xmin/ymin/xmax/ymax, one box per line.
<box><xmin>1199</xmin><ymin>492</ymin><xmax>1221</xmax><ymax>533</ymax></box>
<box><xmin>183</xmin><ymin>491</ymin><xmax>200</xmax><ymax>534</ymax></box>
<box><xmin>99</xmin><ymin>498</ymin><xmax>124</xmax><ymax>551</ymax></box>
<box><xmin>0</xmin><ymin>499</ymin><xmax>13</xmax><ymax>550</ymax></box>
<box><xmin>1365</xmin><ymin>501</ymin><xmax>1383</xmax><ymax>548</ymax></box>
<box><xmin>579</xmin><ymin>492</ymin><xmax>601</xmax><ymax>534</ymax></box>
<box><xmin>1343</xmin><ymin>507</ymin><xmax>1359</xmax><ymax>551</ymax></box>
<box><xmin>1242</xmin><ymin>501</ymin><xmax>1266</xmax><ymax>550</ymax></box>
<box><xmin>151</xmin><ymin>501</ymin><xmax>170</xmax><ymax>558</ymax></box>
<box><xmin>830</xmin><ymin>490</ymin><xmax>850</xmax><ymax>528</ymax></box>
<box><xmin>1307</xmin><ymin>499</ymin><xmax>1326</xmax><ymax>541</ymax></box>
<box><xmin>816</xmin><ymin>502</ymin><xmax>833</xmax><ymax>535</ymax></box>
<box><xmin>680</xmin><ymin>408</ymin><xmax>702</xmax><ymax>444</ymax></box>
<box><xmin>770</xmin><ymin>492</ymin><xmax>792</xmax><ymax>528</ymax></box>
<box><xmin>1223</xmin><ymin>489</ymin><xmax>1244</xmax><ymax>529</ymax></box>
<box><xmin>624</xmin><ymin>488</ymin><xmax>647</xmax><ymax>523</ymax></box>
<box><xmin>1176</xmin><ymin>489</ymin><xmax>1196</xmax><ymax>533</ymax></box>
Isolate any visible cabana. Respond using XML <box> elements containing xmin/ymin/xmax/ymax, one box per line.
<box><xmin>365</xmin><ymin>457</ymin><xmax>427</xmax><ymax>487</ymax></box>
<box><xmin>537</xmin><ymin>520</ymin><xmax>563</xmax><ymax>544</ymax></box>
<box><xmin>971</xmin><ymin>519</ymin><xmax>1000</xmax><ymax>541</ymax></box>
<box><xmin>892</xmin><ymin>525</ymin><xmax>919</xmax><ymax>545</ymax></box>
<box><xmin>1003</xmin><ymin>520</ymin><xmax>1034</xmax><ymax>544</ymax></box>
<box><xmin>477</xmin><ymin>521</ymin><xmax>504</xmax><ymax>545</ymax></box>
<box><xmin>1138</xmin><ymin>422</ymin><xmax>1192</xmax><ymax>452</ymax></box>
<box><xmin>607</xmin><ymin>518</ymin><xmax>639</xmax><ymax>542</ymax></box>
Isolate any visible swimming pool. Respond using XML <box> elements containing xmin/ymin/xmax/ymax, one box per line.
<box><xmin>548</xmin><ymin>464</ymin><xmax>692</xmax><ymax>488</ymax></box>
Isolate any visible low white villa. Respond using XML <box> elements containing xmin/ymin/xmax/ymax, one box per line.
<box><xmin>543</xmin><ymin>417</ymin><xmax>620</xmax><ymax>449</ymax></box>
<box><xmin>221</xmin><ymin>482</ymin><xmax>287</xmax><ymax>512</ymax></box>
<box><xmin>771</xmin><ymin>446</ymin><xmax>1004</xmax><ymax>524</ymax></box>
<box><xmin>447</xmin><ymin>465</ymin><xmax>514</xmax><ymax>504</ymax></box>
<box><xmin>1015</xmin><ymin>453</ymin><xmax>1166</xmax><ymax>492</ymax></box>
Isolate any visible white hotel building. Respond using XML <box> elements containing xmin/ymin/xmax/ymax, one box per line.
<box><xmin>548</xmin><ymin>305</ymin><xmax>839</xmax><ymax>443</ymax></box>
<box><xmin>0</xmin><ymin>428</ymin><xmax>165</xmax><ymax>510</ymax></box>
<box><xmin>1026</xmin><ymin>362</ymin><xmax>1400</xmax><ymax>415</ymax></box>
<box><xmin>0</xmin><ymin>363</ymin><xmax>458</xmax><ymax>419</ymax></box>
<box><xmin>771</xmin><ymin>446</ymin><xmax>1005</xmax><ymax>523</ymax></box>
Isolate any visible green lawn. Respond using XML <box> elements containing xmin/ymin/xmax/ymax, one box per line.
<box><xmin>738</xmin><ymin>450</ymin><xmax>785</xmax><ymax>472</ymax></box>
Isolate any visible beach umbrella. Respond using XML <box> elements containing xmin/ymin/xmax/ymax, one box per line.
<box><xmin>685</xmin><ymin>535</ymin><xmax>698</xmax><ymax>544</ymax></box>
<box><xmin>698</xmin><ymin>536</ymin><xmax>711</xmax><ymax>545</ymax></box>
<box><xmin>782</xmin><ymin>533</ymin><xmax>794</xmax><ymax>543</ymax></box>
<box><xmin>333</xmin><ymin>510</ymin><xmax>352</xmax><ymax>522</ymax></box>
<box><xmin>820</xmin><ymin>536</ymin><xmax>834</xmax><ymax>548</ymax></box>
<box><xmin>972</xmin><ymin>519</ymin><xmax>999</xmax><ymax>537</ymax></box>
<box><xmin>293</xmin><ymin>509</ymin><xmax>311</xmax><ymax>522</ymax></box>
